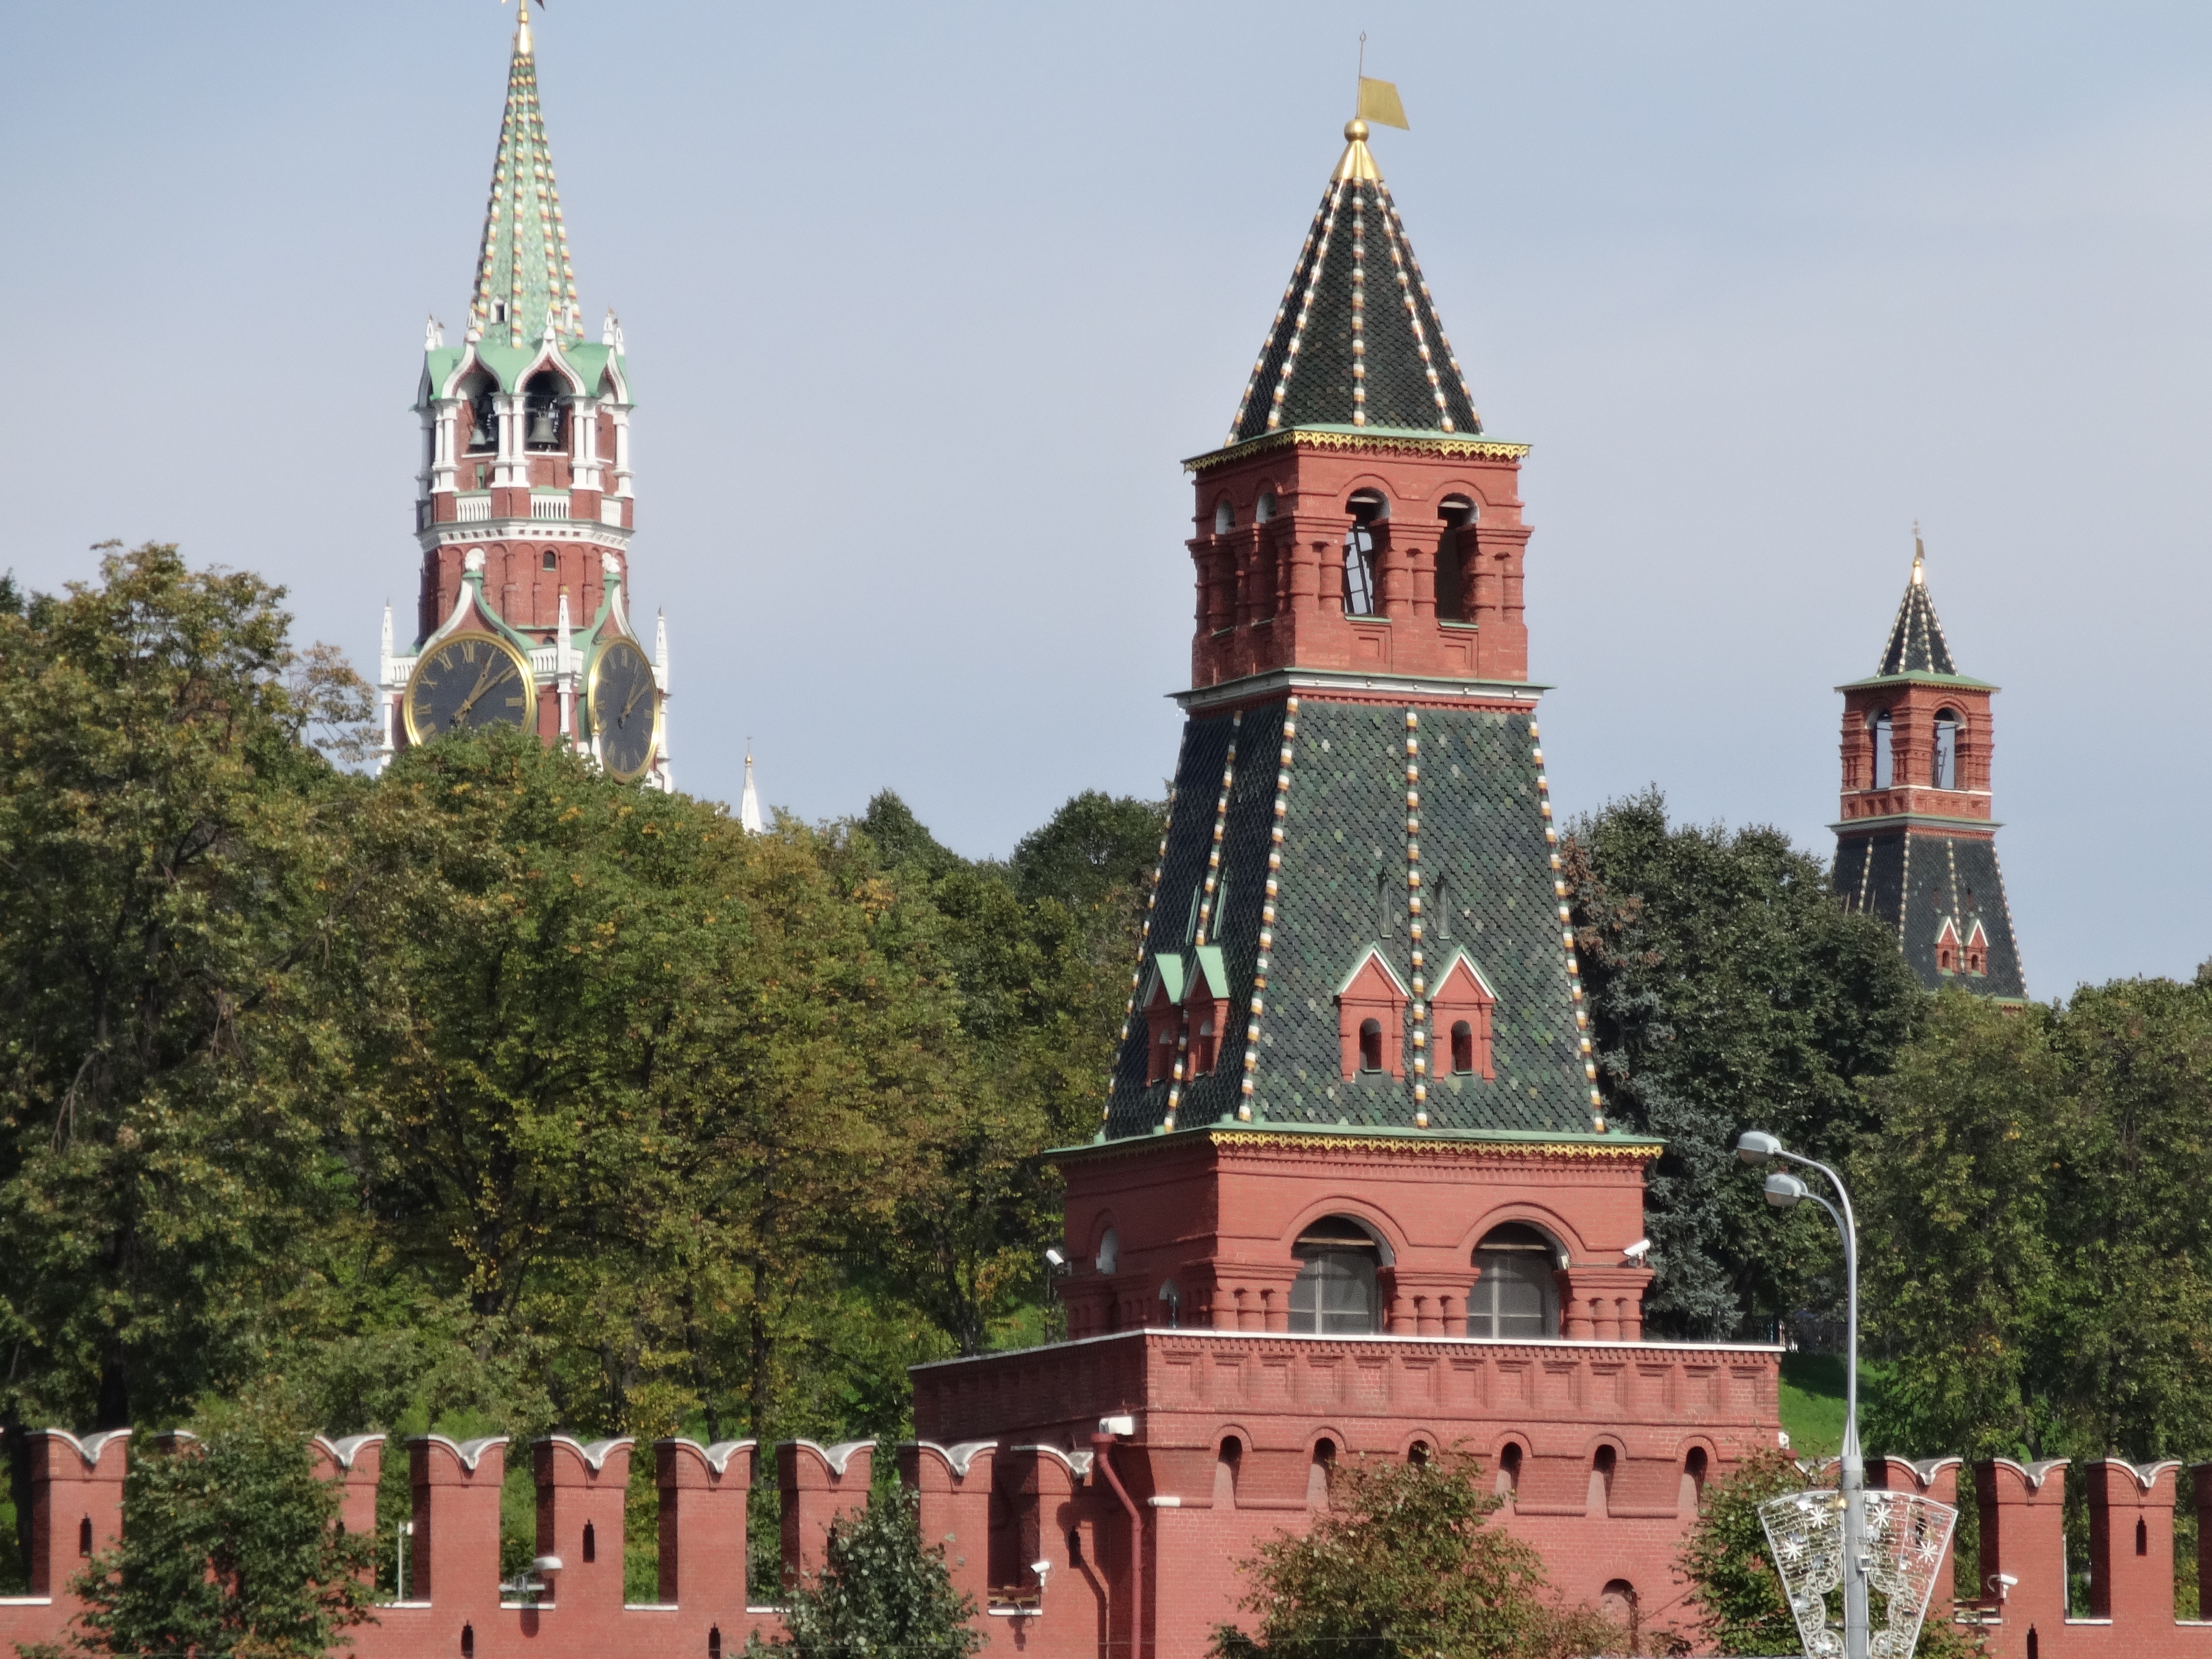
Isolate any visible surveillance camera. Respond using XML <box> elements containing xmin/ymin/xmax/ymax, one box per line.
<box><xmin>1044</xmin><ymin>1247</ymin><xmax>1067</xmax><ymax>1270</ymax></box>
<box><xmin>532</xmin><ymin>1555</ymin><xmax>564</xmax><ymax>1576</ymax></box>
<box><xmin>1032</xmin><ymin>1559</ymin><xmax>1053</xmax><ymax>1585</ymax></box>
<box><xmin>1621</xmin><ymin>1238</ymin><xmax>1652</xmax><ymax>1263</ymax></box>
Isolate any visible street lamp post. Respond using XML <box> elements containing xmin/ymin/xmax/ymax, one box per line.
<box><xmin>1738</xmin><ymin>1130</ymin><xmax>1867</xmax><ymax>1659</ymax></box>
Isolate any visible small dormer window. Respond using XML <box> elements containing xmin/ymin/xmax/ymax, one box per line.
<box><xmin>493</xmin><ymin>301</ymin><xmax>507</xmax><ymax>324</ymax></box>
<box><xmin>1964</xmin><ymin>921</ymin><xmax>1989</xmax><ymax>976</ymax></box>
<box><xmin>1358</xmin><ymin>1018</ymin><xmax>1384</xmax><ymax>1072</ymax></box>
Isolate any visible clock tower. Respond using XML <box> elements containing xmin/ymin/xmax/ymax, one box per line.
<box><xmin>375</xmin><ymin>1</ymin><xmax>670</xmax><ymax>788</ymax></box>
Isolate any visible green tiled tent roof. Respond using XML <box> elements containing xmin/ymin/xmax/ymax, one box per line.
<box><xmin>1226</xmin><ymin>129</ymin><xmax>1482</xmax><ymax>445</ymax></box>
<box><xmin>469</xmin><ymin>10</ymin><xmax>582</xmax><ymax>349</ymax></box>
<box><xmin>1106</xmin><ymin>699</ymin><xmax>1592</xmax><ymax>1139</ymax></box>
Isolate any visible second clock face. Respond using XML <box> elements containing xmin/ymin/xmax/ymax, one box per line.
<box><xmin>591</xmin><ymin>638</ymin><xmax>658</xmax><ymax>781</ymax></box>
<box><xmin>405</xmin><ymin>631</ymin><xmax>536</xmax><ymax>743</ymax></box>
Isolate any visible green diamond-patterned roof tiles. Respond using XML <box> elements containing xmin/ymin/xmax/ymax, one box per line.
<box><xmin>1106</xmin><ymin>698</ymin><xmax>1590</xmax><ymax>1139</ymax></box>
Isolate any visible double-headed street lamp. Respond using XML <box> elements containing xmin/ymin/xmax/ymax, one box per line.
<box><xmin>1737</xmin><ymin>1129</ymin><xmax>1868</xmax><ymax>1659</ymax></box>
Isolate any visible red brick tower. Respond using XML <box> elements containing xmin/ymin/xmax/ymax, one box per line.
<box><xmin>373</xmin><ymin>2</ymin><xmax>670</xmax><ymax>789</ymax></box>
<box><xmin>1833</xmin><ymin>538</ymin><xmax>2025</xmax><ymax>998</ymax></box>
<box><xmin>909</xmin><ymin>115</ymin><xmax>1782</xmax><ymax>1659</ymax></box>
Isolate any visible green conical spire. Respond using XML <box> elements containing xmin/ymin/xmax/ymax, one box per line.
<box><xmin>467</xmin><ymin>4</ymin><xmax>579</xmax><ymax>349</ymax></box>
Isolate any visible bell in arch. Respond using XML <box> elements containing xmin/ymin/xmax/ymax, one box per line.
<box><xmin>527</xmin><ymin>405</ymin><xmax>560</xmax><ymax>448</ymax></box>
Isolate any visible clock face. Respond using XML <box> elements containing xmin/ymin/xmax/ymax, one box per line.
<box><xmin>590</xmin><ymin>638</ymin><xmax>658</xmax><ymax>781</ymax></box>
<box><xmin>404</xmin><ymin>631</ymin><xmax>536</xmax><ymax>745</ymax></box>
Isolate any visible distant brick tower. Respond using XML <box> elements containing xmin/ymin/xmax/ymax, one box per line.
<box><xmin>1833</xmin><ymin>540</ymin><xmax>2025</xmax><ymax>998</ymax></box>
<box><xmin>911</xmin><ymin>114</ymin><xmax>1779</xmax><ymax>1659</ymax></box>
<box><xmin>374</xmin><ymin>1</ymin><xmax>669</xmax><ymax>789</ymax></box>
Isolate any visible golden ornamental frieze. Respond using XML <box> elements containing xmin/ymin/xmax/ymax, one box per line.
<box><xmin>1206</xmin><ymin>1131</ymin><xmax>1656</xmax><ymax>1161</ymax></box>
<box><xmin>1186</xmin><ymin>429</ymin><xmax>1534</xmax><ymax>474</ymax></box>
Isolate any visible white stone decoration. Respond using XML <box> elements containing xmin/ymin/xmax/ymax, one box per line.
<box><xmin>1759</xmin><ymin>1486</ymin><xmax>1956</xmax><ymax>1659</ymax></box>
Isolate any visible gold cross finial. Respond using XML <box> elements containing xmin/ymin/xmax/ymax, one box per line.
<box><xmin>506</xmin><ymin>0</ymin><xmax>537</xmax><ymax>55</ymax></box>
<box><xmin>1911</xmin><ymin>521</ymin><xmax>1925</xmax><ymax>583</ymax></box>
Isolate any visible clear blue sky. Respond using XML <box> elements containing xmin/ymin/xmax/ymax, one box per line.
<box><xmin>4</xmin><ymin>1</ymin><xmax>2209</xmax><ymax>999</ymax></box>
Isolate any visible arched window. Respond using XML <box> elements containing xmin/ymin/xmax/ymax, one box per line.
<box><xmin>1214</xmin><ymin>1436</ymin><xmax>1242</xmax><ymax>1508</ymax></box>
<box><xmin>1158</xmin><ymin>1279</ymin><xmax>1182</xmax><ymax>1328</ymax></box>
<box><xmin>1289</xmin><ymin>1216</ymin><xmax>1381</xmax><ymax>1334</ymax></box>
<box><xmin>1342</xmin><ymin>491</ymin><xmax>1386</xmax><ymax>617</ymax></box>
<box><xmin>1358</xmin><ymin>1019</ymin><xmax>1384</xmax><ymax>1073</ymax></box>
<box><xmin>1681</xmin><ymin>1446</ymin><xmax>1708</xmax><ymax>1514</ymax></box>
<box><xmin>1308</xmin><ymin>1438</ymin><xmax>1336</xmax><ymax>1508</ymax></box>
<box><xmin>1933</xmin><ymin>709</ymin><xmax>1960</xmax><ymax>789</ymax></box>
<box><xmin>1589</xmin><ymin>1445</ymin><xmax>1617</xmax><ymax>1516</ymax></box>
<box><xmin>1094</xmin><ymin>1227</ymin><xmax>1119</xmax><ymax>1274</ymax></box>
<box><xmin>1451</xmin><ymin>1021</ymin><xmax>1476</xmax><ymax>1075</ymax></box>
<box><xmin>77</xmin><ymin>1515</ymin><xmax>92</xmax><ymax>1557</ymax></box>
<box><xmin>1496</xmin><ymin>1442</ymin><xmax>1523</xmax><ymax>1499</ymax></box>
<box><xmin>1213</xmin><ymin>499</ymin><xmax>1235</xmax><ymax>535</ymax></box>
<box><xmin>1435</xmin><ymin>496</ymin><xmax>1477</xmax><ymax>623</ymax></box>
<box><xmin>582</xmin><ymin>1520</ymin><xmax>596</xmax><ymax>1563</ymax></box>
<box><xmin>1191</xmin><ymin>1016</ymin><xmax>1218</xmax><ymax>1075</ymax></box>
<box><xmin>1255</xmin><ymin>488</ymin><xmax>1277</xmax><ymax>524</ymax></box>
<box><xmin>1407</xmin><ymin>1440</ymin><xmax>1431</xmax><ymax>1465</ymax></box>
<box><xmin>523</xmin><ymin>371</ymin><xmax>567</xmax><ymax>452</ymax></box>
<box><xmin>1869</xmin><ymin>709</ymin><xmax>1894</xmax><ymax>790</ymax></box>
<box><xmin>462</xmin><ymin>372</ymin><xmax>498</xmax><ymax>454</ymax></box>
<box><xmin>1468</xmin><ymin>1223</ymin><xmax>1559</xmax><ymax>1339</ymax></box>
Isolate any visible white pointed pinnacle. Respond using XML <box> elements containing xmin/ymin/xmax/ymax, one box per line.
<box><xmin>602</xmin><ymin>309</ymin><xmax>617</xmax><ymax>347</ymax></box>
<box><xmin>654</xmin><ymin>609</ymin><xmax>668</xmax><ymax>676</ymax></box>
<box><xmin>424</xmin><ymin>314</ymin><xmax>446</xmax><ymax>350</ymax></box>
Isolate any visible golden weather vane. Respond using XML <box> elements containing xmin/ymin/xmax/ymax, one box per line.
<box><xmin>1352</xmin><ymin>32</ymin><xmax>1410</xmax><ymax>131</ymax></box>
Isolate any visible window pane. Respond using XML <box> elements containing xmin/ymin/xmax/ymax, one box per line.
<box><xmin>1293</xmin><ymin>1250</ymin><xmax>1376</xmax><ymax>1335</ymax></box>
<box><xmin>1475</xmin><ymin>1250</ymin><xmax>1552</xmax><ymax>1339</ymax></box>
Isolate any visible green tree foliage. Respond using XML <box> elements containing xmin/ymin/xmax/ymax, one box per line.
<box><xmin>1210</xmin><ymin>1452</ymin><xmax>1619</xmax><ymax>1659</ymax></box>
<box><xmin>1561</xmin><ymin>789</ymin><xmax>1921</xmax><ymax>1336</ymax></box>
<box><xmin>1859</xmin><ymin>981</ymin><xmax>2212</xmax><ymax>1466</ymax></box>
<box><xmin>0</xmin><ymin>546</ymin><xmax>1169</xmax><ymax>1540</ymax></box>
<box><xmin>1671</xmin><ymin>1446</ymin><xmax>1814</xmax><ymax>1656</ymax></box>
<box><xmin>0</xmin><ymin>543</ymin><xmax>378</xmax><ymax>1586</ymax></box>
<box><xmin>747</xmin><ymin>1485</ymin><xmax>981</xmax><ymax>1659</ymax></box>
<box><xmin>854</xmin><ymin>790</ymin><xmax>1162</xmax><ymax>1356</ymax></box>
<box><xmin>28</xmin><ymin>1396</ymin><xmax>374</xmax><ymax>1659</ymax></box>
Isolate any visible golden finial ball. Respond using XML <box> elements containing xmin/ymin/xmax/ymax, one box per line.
<box><xmin>1345</xmin><ymin>118</ymin><xmax>1370</xmax><ymax>142</ymax></box>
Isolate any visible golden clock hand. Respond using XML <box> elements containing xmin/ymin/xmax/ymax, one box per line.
<box><xmin>621</xmin><ymin>675</ymin><xmax>649</xmax><ymax>721</ymax></box>
<box><xmin>451</xmin><ymin>661</ymin><xmax>514</xmax><ymax>723</ymax></box>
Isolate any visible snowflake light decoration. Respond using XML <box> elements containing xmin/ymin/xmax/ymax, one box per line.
<box><xmin>1759</xmin><ymin>1487</ymin><xmax>1956</xmax><ymax>1659</ymax></box>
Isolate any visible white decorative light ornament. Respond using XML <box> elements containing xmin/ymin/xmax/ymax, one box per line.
<box><xmin>1758</xmin><ymin>1487</ymin><xmax>1955</xmax><ymax>1659</ymax></box>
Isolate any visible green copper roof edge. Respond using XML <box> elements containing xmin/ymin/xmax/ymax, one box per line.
<box><xmin>1831</xmin><ymin>812</ymin><xmax>2005</xmax><ymax>834</ymax></box>
<box><xmin>1049</xmin><ymin>1123</ymin><xmax>1663</xmax><ymax>1159</ymax></box>
<box><xmin>1835</xmin><ymin>671</ymin><xmax>1999</xmax><ymax>693</ymax></box>
<box><xmin>1174</xmin><ymin>667</ymin><xmax>1553</xmax><ymax>708</ymax></box>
